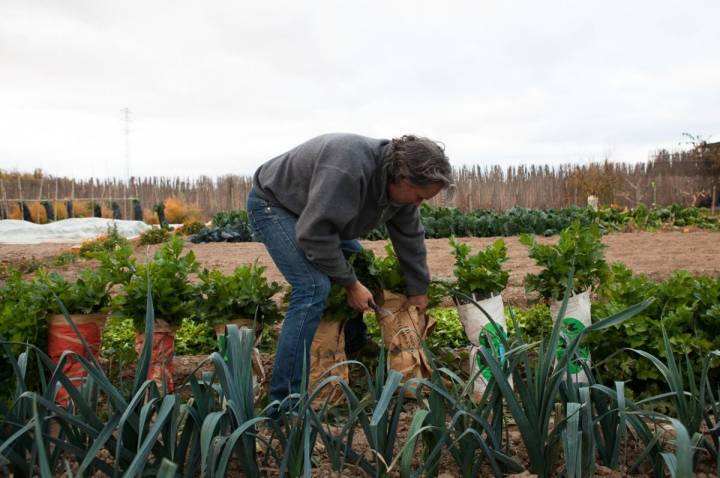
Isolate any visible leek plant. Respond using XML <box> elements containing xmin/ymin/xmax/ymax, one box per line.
<box><xmin>468</xmin><ymin>272</ymin><xmax>653</xmax><ymax>477</ymax></box>
<box><xmin>629</xmin><ymin>323</ymin><xmax>720</xmax><ymax>470</ymax></box>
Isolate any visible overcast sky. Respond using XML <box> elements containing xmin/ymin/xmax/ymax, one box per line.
<box><xmin>1</xmin><ymin>0</ymin><xmax>718</xmax><ymax>179</ymax></box>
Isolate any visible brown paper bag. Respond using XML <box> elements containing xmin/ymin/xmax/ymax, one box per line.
<box><xmin>308</xmin><ymin>319</ymin><xmax>349</xmax><ymax>406</ymax></box>
<box><xmin>378</xmin><ymin>291</ymin><xmax>436</xmax><ymax>397</ymax></box>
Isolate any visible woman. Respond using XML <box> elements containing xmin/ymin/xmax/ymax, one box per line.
<box><xmin>247</xmin><ymin>133</ymin><xmax>453</xmax><ymax>408</ymax></box>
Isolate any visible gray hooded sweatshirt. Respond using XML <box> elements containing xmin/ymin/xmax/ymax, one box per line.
<box><xmin>252</xmin><ymin>133</ymin><xmax>430</xmax><ymax>296</ymax></box>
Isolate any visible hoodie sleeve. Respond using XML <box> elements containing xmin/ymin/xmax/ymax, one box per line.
<box><xmin>386</xmin><ymin>205</ymin><xmax>430</xmax><ymax>296</ymax></box>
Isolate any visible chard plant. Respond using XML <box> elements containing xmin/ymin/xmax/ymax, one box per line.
<box><xmin>38</xmin><ymin>269</ymin><xmax>113</xmax><ymax>315</ymax></box>
<box><xmin>323</xmin><ymin>249</ymin><xmax>382</xmax><ymax>321</ymax></box>
<box><xmin>371</xmin><ymin>242</ymin><xmax>444</xmax><ymax>306</ymax></box>
<box><xmin>113</xmin><ymin>235</ymin><xmax>199</xmax><ymax>330</ymax></box>
<box><xmin>520</xmin><ymin>221</ymin><xmax>610</xmax><ymax>301</ymax></box>
<box><xmin>197</xmin><ymin>261</ymin><xmax>281</xmax><ymax>327</ymax></box>
<box><xmin>449</xmin><ymin>237</ymin><xmax>509</xmax><ymax>301</ymax></box>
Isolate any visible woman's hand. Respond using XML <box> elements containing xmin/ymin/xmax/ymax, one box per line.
<box><xmin>345</xmin><ymin>281</ymin><xmax>375</xmax><ymax>312</ymax></box>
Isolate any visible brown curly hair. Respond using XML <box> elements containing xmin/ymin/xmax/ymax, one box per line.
<box><xmin>385</xmin><ymin>135</ymin><xmax>453</xmax><ymax>189</ymax></box>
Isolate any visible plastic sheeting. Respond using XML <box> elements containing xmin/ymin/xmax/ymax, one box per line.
<box><xmin>0</xmin><ymin>218</ymin><xmax>150</xmax><ymax>244</ymax></box>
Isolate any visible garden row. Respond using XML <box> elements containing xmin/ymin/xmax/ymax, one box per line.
<box><xmin>3</xmin><ymin>221</ymin><xmax>718</xmax><ymax>402</ymax></box>
<box><xmin>1</xmin><ymin>245</ymin><xmax>718</xmax><ymax>476</ymax></box>
<box><xmin>189</xmin><ymin>203</ymin><xmax>720</xmax><ymax>244</ymax></box>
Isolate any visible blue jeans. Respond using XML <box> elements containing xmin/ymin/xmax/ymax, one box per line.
<box><xmin>246</xmin><ymin>189</ymin><xmax>363</xmax><ymax>402</ymax></box>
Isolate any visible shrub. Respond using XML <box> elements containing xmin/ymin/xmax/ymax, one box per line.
<box><xmin>138</xmin><ymin>227</ymin><xmax>171</xmax><ymax>245</ymax></box>
<box><xmin>78</xmin><ymin>224</ymin><xmax>130</xmax><ymax>258</ymax></box>
<box><xmin>164</xmin><ymin>196</ymin><xmax>188</xmax><ymax>224</ymax></box>
<box><xmin>180</xmin><ymin>220</ymin><xmax>206</xmax><ymax>236</ymax></box>
<box><xmin>72</xmin><ymin>200</ymin><xmax>91</xmax><ymax>218</ymax></box>
<box><xmin>27</xmin><ymin>202</ymin><xmax>47</xmax><ymax>224</ymax></box>
<box><xmin>52</xmin><ymin>201</ymin><xmax>68</xmax><ymax>220</ymax></box>
<box><xmin>143</xmin><ymin>208</ymin><xmax>159</xmax><ymax>224</ymax></box>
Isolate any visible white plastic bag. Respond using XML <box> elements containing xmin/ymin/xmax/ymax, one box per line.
<box><xmin>458</xmin><ymin>294</ymin><xmax>510</xmax><ymax>398</ymax></box>
<box><xmin>550</xmin><ymin>289</ymin><xmax>592</xmax><ymax>384</ymax></box>
<box><xmin>457</xmin><ymin>294</ymin><xmax>505</xmax><ymax>346</ymax></box>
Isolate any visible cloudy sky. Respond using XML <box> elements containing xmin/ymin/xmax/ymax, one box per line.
<box><xmin>1</xmin><ymin>0</ymin><xmax>718</xmax><ymax>179</ymax></box>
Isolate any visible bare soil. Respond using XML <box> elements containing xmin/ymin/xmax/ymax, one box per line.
<box><xmin>3</xmin><ymin>230</ymin><xmax>718</xmax><ymax>307</ymax></box>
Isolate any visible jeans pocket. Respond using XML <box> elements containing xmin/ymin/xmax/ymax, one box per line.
<box><xmin>247</xmin><ymin>208</ymin><xmax>266</xmax><ymax>243</ymax></box>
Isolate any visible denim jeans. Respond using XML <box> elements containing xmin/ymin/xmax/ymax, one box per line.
<box><xmin>246</xmin><ymin>189</ymin><xmax>364</xmax><ymax>402</ymax></box>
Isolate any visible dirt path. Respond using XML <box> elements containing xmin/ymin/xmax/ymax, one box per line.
<box><xmin>2</xmin><ymin>230</ymin><xmax>718</xmax><ymax>306</ymax></box>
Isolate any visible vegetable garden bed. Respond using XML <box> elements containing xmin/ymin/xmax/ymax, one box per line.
<box><xmin>2</xmin><ymin>223</ymin><xmax>720</xmax><ymax>476</ymax></box>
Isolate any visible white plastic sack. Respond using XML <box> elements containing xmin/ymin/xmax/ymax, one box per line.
<box><xmin>550</xmin><ymin>289</ymin><xmax>592</xmax><ymax>384</ymax></box>
<box><xmin>457</xmin><ymin>294</ymin><xmax>505</xmax><ymax>346</ymax></box>
<box><xmin>458</xmin><ymin>294</ymin><xmax>510</xmax><ymax>398</ymax></box>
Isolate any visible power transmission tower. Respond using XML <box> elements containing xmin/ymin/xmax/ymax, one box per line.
<box><xmin>122</xmin><ymin>107</ymin><xmax>131</xmax><ymax>181</ymax></box>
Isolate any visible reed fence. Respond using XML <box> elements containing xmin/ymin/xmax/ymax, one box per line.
<box><xmin>2</xmin><ymin>145</ymin><xmax>718</xmax><ymax>222</ymax></box>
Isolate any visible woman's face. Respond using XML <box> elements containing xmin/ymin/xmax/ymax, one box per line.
<box><xmin>387</xmin><ymin>180</ymin><xmax>444</xmax><ymax>207</ymax></box>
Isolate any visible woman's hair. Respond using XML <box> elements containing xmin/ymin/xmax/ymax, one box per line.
<box><xmin>385</xmin><ymin>135</ymin><xmax>454</xmax><ymax>189</ymax></box>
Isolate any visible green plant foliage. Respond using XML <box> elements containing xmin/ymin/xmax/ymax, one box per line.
<box><xmin>0</xmin><ymin>272</ymin><xmax>50</xmax><ymax>376</ymax></box>
<box><xmin>189</xmin><ymin>209</ymin><xmax>254</xmax><ymax>243</ymax></box>
<box><xmin>180</xmin><ymin>220</ymin><xmax>206</xmax><ymax>235</ymax></box>
<box><xmin>364</xmin><ymin>307</ymin><xmax>469</xmax><ymax>353</ymax></box>
<box><xmin>449</xmin><ymin>237</ymin><xmax>509</xmax><ymax>300</ymax></box>
<box><xmin>212</xmin><ymin>209</ymin><xmax>249</xmax><ymax>228</ymax></box>
<box><xmin>175</xmin><ymin>318</ymin><xmax>216</xmax><ymax>355</ymax></box>
<box><xmin>138</xmin><ymin>227</ymin><xmax>171</xmax><ymax>245</ymax></box>
<box><xmin>370</xmin><ymin>243</ymin><xmax>405</xmax><ymax>294</ymax></box>
<box><xmin>321</xmin><ymin>250</ymin><xmax>383</xmax><ymax>321</ymax></box>
<box><xmin>53</xmin><ymin>252</ymin><xmax>78</xmax><ymax>267</ymax></box>
<box><xmin>79</xmin><ymin>224</ymin><xmax>130</xmax><ymax>258</ymax></box>
<box><xmin>37</xmin><ymin>269</ymin><xmax>113</xmax><ymax>315</ymax></box>
<box><xmin>113</xmin><ymin>235</ymin><xmax>199</xmax><ymax>329</ymax></box>
<box><xmin>370</xmin><ymin>243</ymin><xmax>445</xmax><ymax>306</ymax></box>
<box><xmin>521</xmin><ymin>221</ymin><xmax>610</xmax><ymax>301</ymax></box>
<box><xmin>101</xmin><ymin>315</ymin><xmax>137</xmax><ymax>366</ymax></box>
<box><xmin>193</xmin><ymin>204</ymin><xmax>720</xmax><ymax>243</ymax></box>
<box><xmin>587</xmin><ymin>263</ymin><xmax>720</xmax><ymax>400</ymax></box>
<box><xmin>425</xmin><ymin>307</ymin><xmax>469</xmax><ymax>350</ymax></box>
<box><xmin>506</xmin><ymin>304</ymin><xmax>553</xmax><ymax>340</ymax></box>
<box><xmin>89</xmin><ymin>243</ymin><xmax>137</xmax><ymax>285</ymax></box>
<box><xmin>197</xmin><ymin>261</ymin><xmax>281</xmax><ymax>327</ymax></box>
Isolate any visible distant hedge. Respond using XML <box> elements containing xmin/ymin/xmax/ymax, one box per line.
<box><xmin>188</xmin><ymin>204</ymin><xmax>720</xmax><ymax>243</ymax></box>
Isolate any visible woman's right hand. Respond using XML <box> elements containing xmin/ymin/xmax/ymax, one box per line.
<box><xmin>345</xmin><ymin>281</ymin><xmax>374</xmax><ymax>312</ymax></box>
